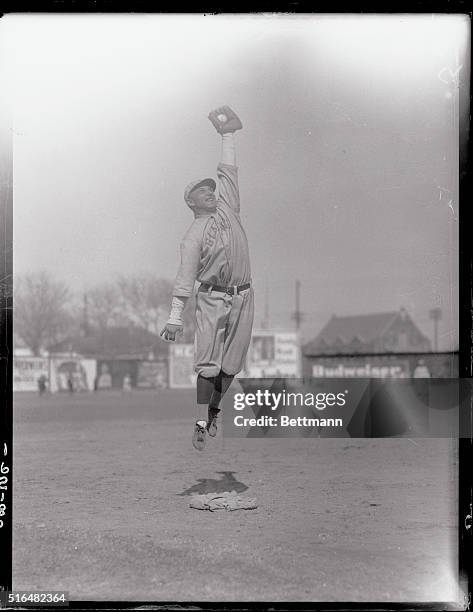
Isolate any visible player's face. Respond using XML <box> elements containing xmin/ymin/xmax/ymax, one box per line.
<box><xmin>189</xmin><ymin>185</ymin><xmax>217</xmax><ymax>211</ymax></box>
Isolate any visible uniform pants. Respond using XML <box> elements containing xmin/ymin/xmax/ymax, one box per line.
<box><xmin>194</xmin><ymin>286</ymin><xmax>254</xmax><ymax>381</ymax></box>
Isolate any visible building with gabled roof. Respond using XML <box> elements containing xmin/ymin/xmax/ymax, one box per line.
<box><xmin>303</xmin><ymin>308</ymin><xmax>457</xmax><ymax>378</ymax></box>
<box><xmin>304</xmin><ymin>308</ymin><xmax>431</xmax><ymax>356</ymax></box>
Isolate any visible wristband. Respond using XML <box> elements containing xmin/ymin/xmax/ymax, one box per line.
<box><xmin>221</xmin><ymin>133</ymin><xmax>236</xmax><ymax>166</ymax></box>
<box><xmin>167</xmin><ymin>296</ymin><xmax>187</xmax><ymax>326</ymax></box>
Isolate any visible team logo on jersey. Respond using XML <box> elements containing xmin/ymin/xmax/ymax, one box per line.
<box><xmin>204</xmin><ymin>218</ymin><xmax>218</xmax><ymax>248</ymax></box>
<box><xmin>204</xmin><ymin>215</ymin><xmax>230</xmax><ymax>249</ymax></box>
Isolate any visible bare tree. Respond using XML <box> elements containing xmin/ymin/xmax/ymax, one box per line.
<box><xmin>86</xmin><ymin>283</ymin><xmax>123</xmax><ymax>332</ymax></box>
<box><xmin>117</xmin><ymin>274</ymin><xmax>195</xmax><ymax>341</ymax></box>
<box><xmin>117</xmin><ymin>275</ymin><xmax>172</xmax><ymax>335</ymax></box>
<box><xmin>14</xmin><ymin>271</ymin><xmax>71</xmax><ymax>355</ymax></box>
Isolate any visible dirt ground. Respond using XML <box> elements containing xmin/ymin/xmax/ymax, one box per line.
<box><xmin>12</xmin><ymin>389</ymin><xmax>462</xmax><ymax>604</ymax></box>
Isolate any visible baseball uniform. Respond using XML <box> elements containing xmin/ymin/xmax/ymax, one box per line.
<box><xmin>173</xmin><ymin>162</ymin><xmax>254</xmax><ymax>379</ymax></box>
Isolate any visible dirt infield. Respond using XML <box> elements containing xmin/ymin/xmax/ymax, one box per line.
<box><xmin>13</xmin><ymin>389</ymin><xmax>461</xmax><ymax>603</ymax></box>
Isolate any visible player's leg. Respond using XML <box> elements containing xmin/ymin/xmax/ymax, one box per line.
<box><xmin>189</xmin><ymin>374</ymin><xmax>213</xmax><ymax>450</ymax></box>
<box><xmin>206</xmin><ymin>288</ymin><xmax>254</xmax><ymax>436</ymax></box>
<box><xmin>221</xmin><ymin>288</ymin><xmax>255</xmax><ymax>376</ymax></box>
<box><xmin>206</xmin><ymin>370</ymin><xmax>234</xmax><ymax>436</ymax></box>
<box><xmin>193</xmin><ymin>289</ymin><xmax>228</xmax><ymax>449</ymax></box>
<box><xmin>194</xmin><ymin>288</ymin><xmax>228</xmax><ymax>378</ymax></box>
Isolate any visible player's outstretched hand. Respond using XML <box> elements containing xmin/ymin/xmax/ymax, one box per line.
<box><xmin>160</xmin><ymin>323</ymin><xmax>183</xmax><ymax>343</ymax></box>
<box><xmin>208</xmin><ymin>105</ymin><xmax>243</xmax><ymax>134</ymax></box>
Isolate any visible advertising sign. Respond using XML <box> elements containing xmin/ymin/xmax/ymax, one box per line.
<box><xmin>13</xmin><ymin>357</ymin><xmax>49</xmax><ymax>392</ymax></box>
<box><xmin>169</xmin><ymin>344</ymin><xmax>197</xmax><ymax>389</ymax></box>
<box><xmin>137</xmin><ymin>360</ymin><xmax>168</xmax><ymax>388</ymax></box>
<box><xmin>247</xmin><ymin>330</ymin><xmax>300</xmax><ymax>378</ymax></box>
<box><xmin>311</xmin><ymin>358</ymin><xmax>410</xmax><ymax>378</ymax></box>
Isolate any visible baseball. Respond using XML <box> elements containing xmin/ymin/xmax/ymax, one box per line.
<box><xmin>217</xmin><ymin>114</ymin><xmax>227</xmax><ymax>122</ymax></box>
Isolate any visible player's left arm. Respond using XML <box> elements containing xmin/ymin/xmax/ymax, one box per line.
<box><xmin>208</xmin><ymin>105</ymin><xmax>242</xmax><ymax>213</ymax></box>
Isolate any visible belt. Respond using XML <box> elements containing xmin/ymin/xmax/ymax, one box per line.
<box><xmin>199</xmin><ymin>282</ymin><xmax>251</xmax><ymax>296</ymax></box>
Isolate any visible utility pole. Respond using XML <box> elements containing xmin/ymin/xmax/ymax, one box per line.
<box><xmin>292</xmin><ymin>279</ymin><xmax>303</xmax><ymax>331</ymax></box>
<box><xmin>262</xmin><ymin>281</ymin><xmax>270</xmax><ymax>329</ymax></box>
<box><xmin>292</xmin><ymin>279</ymin><xmax>304</xmax><ymax>377</ymax></box>
<box><xmin>81</xmin><ymin>292</ymin><xmax>90</xmax><ymax>337</ymax></box>
<box><xmin>429</xmin><ymin>308</ymin><xmax>442</xmax><ymax>352</ymax></box>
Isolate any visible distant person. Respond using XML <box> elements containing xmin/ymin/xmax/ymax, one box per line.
<box><xmin>122</xmin><ymin>374</ymin><xmax>132</xmax><ymax>392</ymax></box>
<box><xmin>413</xmin><ymin>359</ymin><xmax>431</xmax><ymax>378</ymax></box>
<box><xmin>67</xmin><ymin>374</ymin><xmax>75</xmax><ymax>394</ymax></box>
<box><xmin>155</xmin><ymin>370</ymin><xmax>167</xmax><ymax>389</ymax></box>
<box><xmin>97</xmin><ymin>365</ymin><xmax>112</xmax><ymax>390</ymax></box>
<box><xmin>37</xmin><ymin>374</ymin><xmax>48</xmax><ymax>396</ymax></box>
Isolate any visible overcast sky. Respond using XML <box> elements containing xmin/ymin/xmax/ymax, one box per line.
<box><xmin>2</xmin><ymin>14</ymin><xmax>468</xmax><ymax>349</ymax></box>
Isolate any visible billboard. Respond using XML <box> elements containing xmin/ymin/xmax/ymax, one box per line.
<box><xmin>311</xmin><ymin>359</ymin><xmax>410</xmax><ymax>378</ymax></box>
<box><xmin>13</xmin><ymin>356</ymin><xmax>49</xmax><ymax>392</ymax></box>
<box><xmin>137</xmin><ymin>360</ymin><xmax>168</xmax><ymax>389</ymax></box>
<box><xmin>169</xmin><ymin>344</ymin><xmax>197</xmax><ymax>389</ymax></box>
<box><xmin>305</xmin><ymin>353</ymin><xmax>458</xmax><ymax>379</ymax></box>
<box><xmin>246</xmin><ymin>330</ymin><xmax>300</xmax><ymax>378</ymax></box>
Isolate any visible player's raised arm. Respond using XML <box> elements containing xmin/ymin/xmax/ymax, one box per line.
<box><xmin>208</xmin><ymin>105</ymin><xmax>242</xmax><ymax>213</ymax></box>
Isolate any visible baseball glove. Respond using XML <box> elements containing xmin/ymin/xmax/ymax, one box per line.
<box><xmin>208</xmin><ymin>105</ymin><xmax>243</xmax><ymax>134</ymax></box>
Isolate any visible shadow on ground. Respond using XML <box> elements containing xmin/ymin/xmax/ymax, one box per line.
<box><xmin>177</xmin><ymin>471</ymin><xmax>248</xmax><ymax>496</ymax></box>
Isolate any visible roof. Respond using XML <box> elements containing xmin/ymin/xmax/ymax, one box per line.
<box><xmin>303</xmin><ymin>309</ymin><xmax>428</xmax><ymax>355</ymax></box>
<box><xmin>313</xmin><ymin>312</ymin><xmax>397</xmax><ymax>345</ymax></box>
<box><xmin>48</xmin><ymin>326</ymin><xmax>167</xmax><ymax>359</ymax></box>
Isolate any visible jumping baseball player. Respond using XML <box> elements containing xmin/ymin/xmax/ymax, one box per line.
<box><xmin>160</xmin><ymin>106</ymin><xmax>254</xmax><ymax>451</ymax></box>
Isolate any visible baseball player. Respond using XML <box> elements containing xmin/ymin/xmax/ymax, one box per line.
<box><xmin>160</xmin><ymin>106</ymin><xmax>254</xmax><ymax>451</ymax></box>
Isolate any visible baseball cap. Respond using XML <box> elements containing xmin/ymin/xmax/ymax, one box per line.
<box><xmin>184</xmin><ymin>178</ymin><xmax>216</xmax><ymax>205</ymax></box>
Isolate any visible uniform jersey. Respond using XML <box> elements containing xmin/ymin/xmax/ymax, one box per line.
<box><xmin>173</xmin><ymin>163</ymin><xmax>251</xmax><ymax>297</ymax></box>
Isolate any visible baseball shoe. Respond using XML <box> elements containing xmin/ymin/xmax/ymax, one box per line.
<box><xmin>192</xmin><ymin>420</ymin><xmax>207</xmax><ymax>451</ymax></box>
<box><xmin>206</xmin><ymin>408</ymin><xmax>220</xmax><ymax>437</ymax></box>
